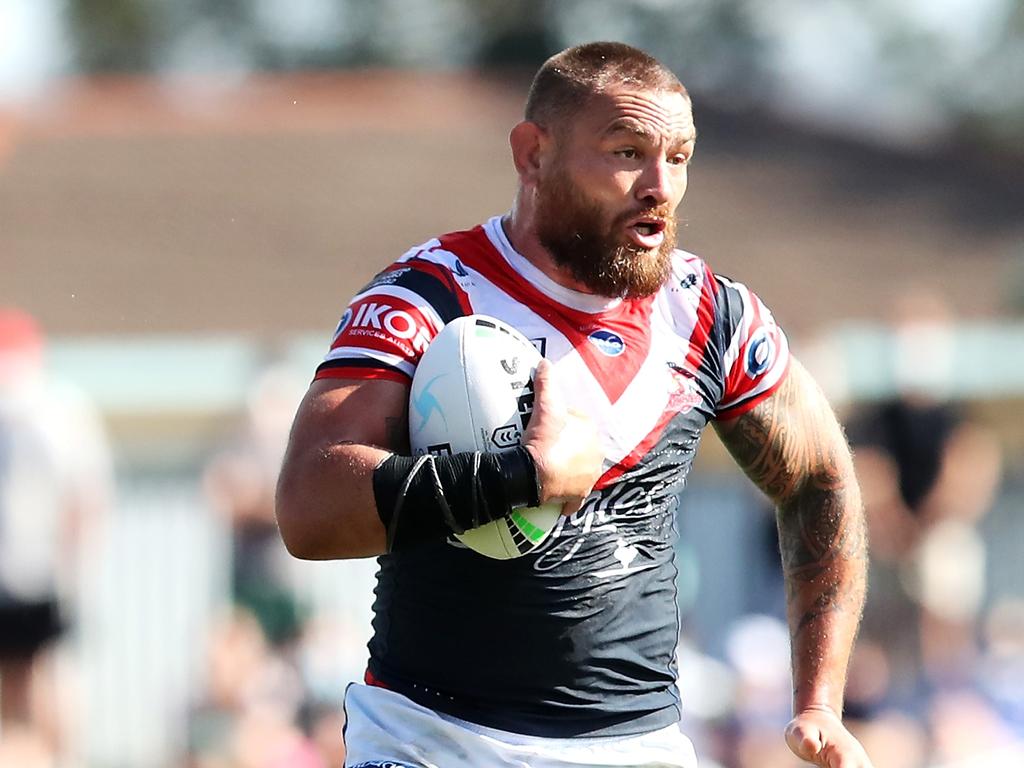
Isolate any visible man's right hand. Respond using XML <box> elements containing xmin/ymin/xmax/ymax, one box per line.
<box><xmin>523</xmin><ymin>359</ymin><xmax>604</xmax><ymax>516</ymax></box>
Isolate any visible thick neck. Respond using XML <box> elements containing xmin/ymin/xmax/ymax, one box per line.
<box><xmin>501</xmin><ymin>203</ymin><xmax>595</xmax><ymax>296</ymax></box>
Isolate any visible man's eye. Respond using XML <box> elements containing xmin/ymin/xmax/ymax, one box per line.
<box><xmin>616</xmin><ymin>148</ymin><xmax>639</xmax><ymax>160</ymax></box>
<box><xmin>669</xmin><ymin>154</ymin><xmax>691</xmax><ymax>166</ymax></box>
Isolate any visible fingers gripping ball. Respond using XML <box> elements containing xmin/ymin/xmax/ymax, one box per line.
<box><xmin>408</xmin><ymin>315</ymin><xmax>561</xmax><ymax>559</ymax></box>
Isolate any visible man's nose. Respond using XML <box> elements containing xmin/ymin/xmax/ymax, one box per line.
<box><xmin>635</xmin><ymin>158</ymin><xmax>674</xmax><ymax>207</ymax></box>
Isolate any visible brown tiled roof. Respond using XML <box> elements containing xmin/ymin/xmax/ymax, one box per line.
<box><xmin>3</xmin><ymin>72</ymin><xmax>1021</xmax><ymax>336</ymax></box>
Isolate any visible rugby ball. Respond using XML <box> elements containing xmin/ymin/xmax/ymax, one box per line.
<box><xmin>408</xmin><ymin>315</ymin><xmax>561</xmax><ymax>559</ymax></box>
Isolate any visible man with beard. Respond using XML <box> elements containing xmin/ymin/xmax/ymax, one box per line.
<box><xmin>276</xmin><ymin>42</ymin><xmax>873</xmax><ymax>768</ymax></box>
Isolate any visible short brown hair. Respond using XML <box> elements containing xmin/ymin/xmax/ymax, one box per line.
<box><xmin>525</xmin><ymin>42</ymin><xmax>687</xmax><ymax>129</ymax></box>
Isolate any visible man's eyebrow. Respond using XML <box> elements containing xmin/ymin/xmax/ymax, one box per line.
<box><xmin>603</xmin><ymin>119</ymin><xmax>655</xmax><ymax>140</ymax></box>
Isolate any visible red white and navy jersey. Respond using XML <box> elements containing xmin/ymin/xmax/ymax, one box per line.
<box><xmin>316</xmin><ymin>215</ymin><xmax>790</xmax><ymax>738</ymax></box>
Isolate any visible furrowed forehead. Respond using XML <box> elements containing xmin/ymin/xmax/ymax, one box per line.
<box><xmin>592</xmin><ymin>88</ymin><xmax>696</xmax><ymax>145</ymax></box>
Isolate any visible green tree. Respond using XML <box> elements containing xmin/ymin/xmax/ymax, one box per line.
<box><xmin>67</xmin><ymin>0</ymin><xmax>161</xmax><ymax>71</ymax></box>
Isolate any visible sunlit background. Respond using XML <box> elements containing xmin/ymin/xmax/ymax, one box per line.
<box><xmin>1</xmin><ymin>1</ymin><xmax>1023</xmax><ymax>767</ymax></box>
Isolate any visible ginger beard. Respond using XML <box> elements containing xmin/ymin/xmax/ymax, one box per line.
<box><xmin>534</xmin><ymin>164</ymin><xmax>677</xmax><ymax>299</ymax></box>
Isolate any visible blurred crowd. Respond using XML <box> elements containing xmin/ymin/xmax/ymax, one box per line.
<box><xmin>185</xmin><ymin>359</ymin><xmax>352</xmax><ymax>768</ymax></box>
<box><xmin>0</xmin><ymin>302</ymin><xmax>1022</xmax><ymax>768</ymax></box>
<box><xmin>0</xmin><ymin>309</ymin><xmax>111</xmax><ymax>768</ymax></box>
<box><xmin>676</xmin><ymin>293</ymin><xmax>1023</xmax><ymax>768</ymax></box>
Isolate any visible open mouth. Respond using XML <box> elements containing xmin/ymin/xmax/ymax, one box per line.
<box><xmin>632</xmin><ymin>220</ymin><xmax>665</xmax><ymax>236</ymax></box>
<box><xmin>627</xmin><ymin>217</ymin><xmax>667</xmax><ymax>248</ymax></box>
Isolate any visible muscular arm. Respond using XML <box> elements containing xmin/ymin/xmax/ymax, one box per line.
<box><xmin>714</xmin><ymin>358</ymin><xmax>867</xmax><ymax>717</ymax></box>
<box><xmin>275</xmin><ymin>363</ymin><xmax>603</xmax><ymax>561</ymax></box>
<box><xmin>275</xmin><ymin>378</ymin><xmax>409</xmax><ymax>560</ymax></box>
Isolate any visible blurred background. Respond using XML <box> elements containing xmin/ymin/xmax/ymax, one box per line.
<box><xmin>1</xmin><ymin>1</ymin><xmax>1023</xmax><ymax>767</ymax></box>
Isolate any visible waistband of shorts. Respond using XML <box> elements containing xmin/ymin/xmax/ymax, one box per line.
<box><xmin>351</xmin><ymin>681</ymin><xmax>683</xmax><ymax>747</ymax></box>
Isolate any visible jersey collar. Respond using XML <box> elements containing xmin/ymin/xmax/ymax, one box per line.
<box><xmin>483</xmin><ymin>216</ymin><xmax>623</xmax><ymax>315</ymax></box>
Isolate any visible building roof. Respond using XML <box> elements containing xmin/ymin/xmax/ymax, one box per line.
<box><xmin>3</xmin><ymin>72</ymin><xmax>1021</xmax><ymax>337</ymax></box>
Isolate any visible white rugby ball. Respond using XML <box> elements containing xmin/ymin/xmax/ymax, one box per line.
<box><xmin>408</xmin><ymin>314</ymin><xmax>561</xmax><ymax>559</ymax></box>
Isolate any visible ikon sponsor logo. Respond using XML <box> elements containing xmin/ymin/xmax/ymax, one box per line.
<box><xmin>347</xmin><ymin>301</ymin><xmax>432</xmax><ymax>354</ymax></box>
<box><xmin>490</xmin><ymin>423</ymin><xmax>522</xmax><ymax>448</ymax></box>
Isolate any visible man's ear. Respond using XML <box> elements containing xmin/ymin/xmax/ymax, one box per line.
<box><xmin>509</xmin><ymin>120</ymin><xmax>550</xmax><ymax>186</ymax></box>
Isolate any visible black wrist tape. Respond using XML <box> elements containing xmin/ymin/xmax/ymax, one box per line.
<box><xmin>372</xmin><ymin>446</ymin><xmax>541</xmax><ymax>553</ymax></box>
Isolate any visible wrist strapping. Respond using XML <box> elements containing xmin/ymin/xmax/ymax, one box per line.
<box><xmin>372</xmin><ymin>446</ymin><xmax>541</xmax><ymax>553</ymax></box>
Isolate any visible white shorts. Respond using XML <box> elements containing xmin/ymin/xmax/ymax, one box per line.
<box><xmin>343</xmin><ymin>683</ymin><xmax>699</xmax><ymax>768</ymax></box>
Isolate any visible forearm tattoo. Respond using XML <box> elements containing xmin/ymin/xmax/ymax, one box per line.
<box><xmin>716</xmin><ymin>363</ymin><xmax>867</xmax><ymax>694</ymax></box>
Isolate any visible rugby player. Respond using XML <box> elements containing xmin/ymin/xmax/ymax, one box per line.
<box><xmin>276</xmin><ymin>42</ymin><xmax>873</xmax><ymax>768</ymax></box>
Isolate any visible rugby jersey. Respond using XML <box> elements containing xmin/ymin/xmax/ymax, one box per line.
<box><xmin>316</xmin><ymin>215</ymin><xmax>789</xmax><ymax>737</ymax></box>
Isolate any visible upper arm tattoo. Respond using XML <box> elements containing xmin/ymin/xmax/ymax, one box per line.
<box><xmin>715</xmin><ymin>360</ymin><xmax>867</xmax><ymax>635</ymax></box>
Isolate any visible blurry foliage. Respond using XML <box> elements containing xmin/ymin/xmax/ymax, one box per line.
<box><xmin>464</xmin><ymin>0</ymin><xmax>559</xmax><ymax>67</ymax></box>
<box><xmin>790</xmin><ymin>0</ymin><xmax>1024</xmax><ymax>153</ymax></box>
<box><xmin>62</xmin><ymin>0</ymin><xmax>1023</xmax><ymax>152</ymax></box>
<box><xmin>68</xmin><ymin>0</ymin><xmax>161</xmax><ymax>71</ymax></box>
<box><xmin>952</xmin><ymin>1</ymin><xmax>1024</xmax><ymax>151</ymax></box>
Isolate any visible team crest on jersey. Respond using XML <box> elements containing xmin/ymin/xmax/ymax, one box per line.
<box><xmin>588</xmin><ymin>329</ymin><xmax>625</xmax><ymax>357</ymax></box>
<box><xmin>745</xmin><ymin>327</ymin><xmax>776</xmax><ymax>377</ymax></box>
<box><xmin>332</xmin><ymin>308</ymin><xmax>353</xmax><ymax>342</ymax></box>
<box><xmin>666</xmin><ymin>363</ymin><xmax>703</xmax><ymax>413</ymax></box>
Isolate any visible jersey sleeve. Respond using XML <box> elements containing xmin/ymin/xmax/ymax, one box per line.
<box><xmin>315</xmin><ymin>259</ymin><xmax>470</xmax><ymax>384</ymax></box>
<box><xmin>713</xmin><ymin>275</ymin><xmax>791</xmax><ymax>419</ymax></box>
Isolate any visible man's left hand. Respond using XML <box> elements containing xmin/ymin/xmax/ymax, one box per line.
<box><xmin>785</xmin><ymin>707</ymin><xmax>874</xmax><ymax>767</ymax></box>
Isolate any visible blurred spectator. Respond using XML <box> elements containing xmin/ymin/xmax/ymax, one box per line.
<box><xmin>185</xmin><ymin>606</ymin><xmax>349</xmax><ymax>767</ymax></box>
<box><xmin>848</xmin><ymin>291</ymin><xmax>1002</xmax><ymax>694</ymax></box>
<box><xmin>231</xmin><ymin>702</ymin><xmax>324</xmax><ymax>768</ymax></box>
<box><xmin>852</xmin><ymin>291</ymin><xmax>1001</xmax><ymax>556</ymax></box>
<box><xmin>194</xmin><ymin>361</ymin><xmax>353</xmax><ymax>767</ymax></box>
<box><xmin>724</xmin><ymin>615</ymin><xmax>802</xmax><ymax>768</ymax></box>
<box><xmin>203</xmin><ymin>360</ymin><xmax>308</xmax><ymax>648</ymax></box>
<box><xmin>301</xmin><ymin>700</ymin><xmax>346</xmax><ymax>768</ymax></box>
<box><xmin>185</xmin><ymin>608</ymin><xmax>319</xmax><ymax>767</ymax></box>
<box><xmin>724</xmin><ymin>614</ymin><xmax>792</xmax><ymax>730</ymax></box>
<box><xmin>0</xmin><ymin>308</ymin><xmax>112</xmax><ymax>758</ymax></box>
